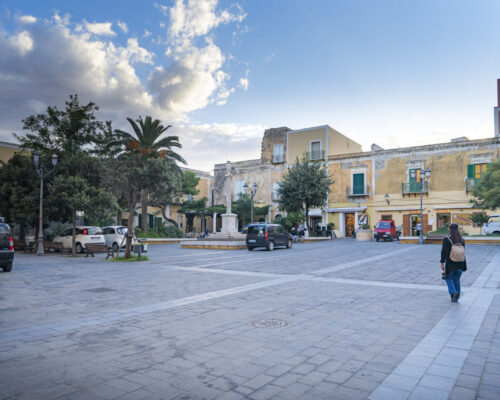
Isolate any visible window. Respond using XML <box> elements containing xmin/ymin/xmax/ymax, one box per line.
<box><xmin>353</xmin><ymin>173</ymin><xmax>365</xmax><ymax>195</ymax></box>
<box><xmin>467</xmin><ymin>163</ymin><xmax>488</xmax><ymax>179</ymax></box>
<box><xmin>273</xmin><ymin>182</ymin><xmax>281</xmax><ymax>201</ymax></box>
<box><xmin>177</xmin><ymin>215</ymin><xmax>183</xmax><ymax>228</ymax></box>
<box><xmin>186</xmin><ymin>194</ymin><xmax>194</xmax><ymax>201</ymax></box>
<box><xmin>234</xmin><ymin>180</ymin><xmax>245</xmax><ymax>200</ymax></box>
<box><xmin>273</xmin><ymin>144</ymin><xmax>284</xmax><ymax>163</ymax></box>
<box><xmin>310</xmin><ymin>141</ymin><xmax>322</xmax><ymax>160</ymax></box>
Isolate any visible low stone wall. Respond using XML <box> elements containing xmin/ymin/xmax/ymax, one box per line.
<box><xmin>141</xmin><ymin>238</ymin><xmax>197</xmax><ymax>245</ymax></box>
<box><xmin>400</xmin><ymin>236</ymin><xmax>500</xmax><ymax>245</ymax></box>
<box><xmin>181</xmin><ymin>239</ymin><xmax>246</xmax><ymax>250</ymax></box>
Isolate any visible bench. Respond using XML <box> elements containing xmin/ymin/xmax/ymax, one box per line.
<box><xmin>43</xmin><ymin>241</ymin><xmax>63</xmax><ymax>252</ymax></box>
<box><xmin>85</xmin><ymin>243</ymin><xmax>113</xmax><ymax>259</ymax></box>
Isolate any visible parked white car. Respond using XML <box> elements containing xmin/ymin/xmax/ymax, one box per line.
<box><xmin>102</xmin><ymin>226</ymin><xmax>131</xmax><ymax>252</ymax></box>
<box><xmin>53</xmin><ymin>226</ymin><xmax>105</xmax><ymax>253</ymax></box>
<box><xmin>483</xmin><ymin>215</ymin><xmax>500</xmax><ymax>235</ymax></box>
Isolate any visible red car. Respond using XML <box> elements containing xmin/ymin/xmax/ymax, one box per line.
<box><xmin>374</xmin><ymin>220</ymin><xmax>400</xmax><ymax>242</ymax></box>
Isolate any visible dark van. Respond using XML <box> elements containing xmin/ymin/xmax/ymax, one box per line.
<box><xmin>246</xmin><ymin>223</ymin><xmax>293</xmax><ymax>251</ymax></box>
<box><xmin>0</xmin><ymin>219</ymin><xmax>14</xmax><ymax>272</ymax></box>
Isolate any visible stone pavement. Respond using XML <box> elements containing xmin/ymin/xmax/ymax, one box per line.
<box><xmin>0</xmin><ymin>240</ymin><xmax>499</xmax><ymax>400</ymax></box>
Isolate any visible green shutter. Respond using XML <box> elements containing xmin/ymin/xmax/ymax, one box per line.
<box><xmin>138</xmin><ymin>214</ymin><xmax>142</xmax><ymax>228</ymax></box>
<box><xmin>467</xmin><ymin>164</ymin><xmax>474</xmax><ymax>179</ymax></box>
<box><xmin>148</xmin><ymin>214</ymin><xmax>154</xmax><ymax>229</ymax></box>
<box><xmin>353</xmin><ymin>173</ymin><xmax>364</xmax><ymax>195</ymax></box>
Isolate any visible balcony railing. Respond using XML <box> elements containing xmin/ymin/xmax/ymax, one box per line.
<box><xmin>347</xmin><ymin>185</ymin><xmax>370</xmax><ymax>197</ymax></box>
<box><xmin>402</xmin><ymin>181</ymin><xmax>428</xmax><ymax>195</ymax></box>
<box><xmin>307</xmin><ymin>150</ymin><xmax>325</xmax><ymax>161</ymax></box>
<box><xmin>272</xmin><ymin>154</ymin><xmax>284</xmax><ymax>163</ymax></box>
<box><xmin>466</xmin><ymin>178</ymin><xmax>480</xmax><ymax>192</ymax></box>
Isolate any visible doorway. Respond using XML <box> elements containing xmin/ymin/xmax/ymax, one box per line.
<box><xmin>437</xmin><ymin>213</ymin><xmax>451</xmax><ymax>228</ymax></box>
<box><xmin>410</xmin><ymin>215</ymin><xmax>421</xmax><ymax>236</ymax></box>
<box><xmin>310</xmin><ymin>216</ymin><xmax>322</xmax><ymax>236</ymax></box>
<box><xmin>345</xmin><ymin>213</ymin><xmax>355</xmax><ymax>237</ymax></box>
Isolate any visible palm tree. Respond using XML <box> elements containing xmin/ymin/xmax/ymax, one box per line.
<box><xmin>115</xmin><ymin>116</ymin><xmax>186</xmax><ymax>232</ymax></box>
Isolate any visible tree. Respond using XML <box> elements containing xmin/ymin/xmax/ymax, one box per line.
<box><xmin>0</xmin><ymin>153</ymin><xmax>40</xmax><ymax>239</ymax></box>
<box><xmin>106</xmin><ymin>155</ymin><xmax>182</xmax><ymax>258</ymax></box>
<box><xmin>471</xmin><ymin>160</ymin><xmax>500</xmax><ymax>210</ymax></box>
<box><xmin>182</xmin><ymin>170</ymin><xmax>200</xmax><ymax>197</ymax></box>
<box><xmin>278</xmin><ymin>156</ymin><xmax>332</xmax><ymax>230</ymax></box>
<box><xmin>469</xmin><ymin>212</ymin><xmax>490</xmax><ymax>234</ymax></box>
<box><xmin>48</xmin><ymin>174</ymin><xmax>117</xmax><ymax>255</ymax></box>
<box><xmin>232</xmin><ymin>194</ymin><xmax>269</xmax><ymax>227</ymax></box>
<box><xmin>115</xmin><ymin>116</ymin><xmax>186</xmax><ymax>232</ymax></box>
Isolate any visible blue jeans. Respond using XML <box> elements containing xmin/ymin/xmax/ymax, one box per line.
<box><xmin>445</xmin><ymin>269</ymin><xmax>462</xmax><ymax>297</ymax></box>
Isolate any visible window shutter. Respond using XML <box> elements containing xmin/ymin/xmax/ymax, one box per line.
<box><xmin>467</xmin><ymin>164</ymin><xmax>474</xmax><ymax>179</ymax></box>
<box><xmin>353</xmin><ymin>173</ymin><xmax>364</xmax><ymax>195</ymax></box>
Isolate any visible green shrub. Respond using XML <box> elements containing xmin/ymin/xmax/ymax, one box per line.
<box><xmin>163</xmin><ymin>225</ymin><xmax>184</xmax><ymax>238</ymax></box>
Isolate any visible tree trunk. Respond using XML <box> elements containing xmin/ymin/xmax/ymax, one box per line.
<box><xmin>141</xmin><ymin>190</ymin><xmax>148</xmax><ymax>232</ymax></box>
<box><xmin>72</xmin><ymin>209</ymin><xmax>76</xmax><ymax>256</ymax></box>
<box><xmin>117</xmin><ymin>209</ymin><xmax>122</xmax><ymax>226</ymax></box>
<box><xmin>305</xmin><ymin>207</ymin><xmax>310</xmax><ymax>231</ymax></box>
<box><xmin>125</xmin><ymin>199</ymin><xmax>137</xmax><ymax>259</ymax></box>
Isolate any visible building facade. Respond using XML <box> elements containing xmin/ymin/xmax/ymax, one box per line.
<box><xmin>213</xmin><ymin>127</ymin><xmax>500</xmax><ymax>237</ymax></box>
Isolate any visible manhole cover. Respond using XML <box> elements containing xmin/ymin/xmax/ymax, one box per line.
<box><xmin>251</xmin><ymin>318</ymin><xmax>288</xmax><ymax>329</ymax></box>
<box><xmin>85</xmin><ymin>287</ymin><xmax>115</xmax><ymax>293</ymax></box>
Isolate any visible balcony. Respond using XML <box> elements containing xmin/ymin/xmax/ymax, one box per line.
<box><xmin>307</xmin><ymin>150</ymin><xmax>325</xmax><ymax>161</ymax></box>
<box><xmin>402</xmin><ymin>181</ymin><xmax>428</xmax><ymax>195</ymax></box>
<box><xmin>272</xmin><ymin>154</ymin><xmax>284</xmax><ymax>163</ymax></box>
<box><xmin>466</xmin><ymin>178</ymin><xmax>480</xmax><ymax>192</ymax></box>
<box><xmin>347</xmin><ymin>185</ymin><xmax>370</xmax><ymax>198</ymax></box>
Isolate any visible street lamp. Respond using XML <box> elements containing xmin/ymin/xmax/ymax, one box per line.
<box><xmin>33</xmin><ymin>150</ymin><xmax>58</xmax><ymax>255</ymax></box>
<box><xmin>410</xmin><ymin>168</ymin><xmax>431</xmax><ymax>244</ymax></box>
<box><xmin>243</xmin><ymin>182</ymin><xmax>258</xmax><ymax>223</ymax></box>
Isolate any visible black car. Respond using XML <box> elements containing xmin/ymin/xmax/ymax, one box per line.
<box><xmin>0</xmin><ymin>219</ymin><xmax>14</xmax><ymax>272</ymax></box>
<box><xmin>246</xmin><ymin>223</ymin><xmax>293</xmax><ymax>251</ymax></box>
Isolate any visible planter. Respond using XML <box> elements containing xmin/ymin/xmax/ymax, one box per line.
<box><xmin>356</xmin><ymin>229</ymin><xmax>373</xmax><ymax>241</ymax></box>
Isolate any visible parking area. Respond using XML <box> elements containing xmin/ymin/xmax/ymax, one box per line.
<box><xmin>1</xmin><ymin>240</ymin><xmax>499</xmax><ymax>399</ymax></box>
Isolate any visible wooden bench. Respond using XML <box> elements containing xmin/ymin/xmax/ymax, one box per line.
<box><xmin>43</xmin><ymin>241</ymin><xmax>63</xmax><ymax>252</ymax></box>
<box><xmin>85</xmin><ymin>243</ymin><xmax>113</xmax><ymax>259</ymax></box>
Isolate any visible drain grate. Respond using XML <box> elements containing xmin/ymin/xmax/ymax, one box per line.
<box><xmin>85</xmin><ymin>287</ymin><xmax>115</xmax><ymax>293</ymax></box>
<box><xmin>251</xmin><ymin>318</ymin><xmax>288</xmax><ymax>329</ymax></box>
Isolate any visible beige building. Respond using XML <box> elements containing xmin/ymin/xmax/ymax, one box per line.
<box><xmin>213</xmin><ymin>126</ymin><xmax>500</xmax><ymax>237</ymax></box>
<box><xmin>0</xmin><ymin>141</ymin><xmax>20</xmax><ymax>163</ymax></box>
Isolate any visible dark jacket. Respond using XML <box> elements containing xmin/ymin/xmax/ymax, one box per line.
<box><xmin>440</xmin><ymin>236</ymin><xmax>467</xmax><ymax>274</ymax></box>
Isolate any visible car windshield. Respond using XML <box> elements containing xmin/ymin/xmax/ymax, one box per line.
<box><xmin>376</xmin><ymin>222</ymin><xmax>391</xmax><ymax>229</ymax></box>
<box><xmin>488</xmin><ymin>216</ymin><xmax>499</xmax><ymax>223</ymax></box>
<box><xmin>117</xmin><ymin>227</ymin><xmax>127</xmax><ymax>235</ymax></box>
<box><xmin>248</xmin><ymin>225</ymin><xmax>265</xmax><ymax>234</ymax></box>
<box><xmin>87</xmin><ymin>227</ymin><xmax>102</xmax><ymax>235</ymax></box>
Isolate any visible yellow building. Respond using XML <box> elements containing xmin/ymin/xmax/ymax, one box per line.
<box><xmin>0</xmin><ymin>141</ymin><xmax>20</xmax><ymax>163</ymax></box>
<box><xmin>213</xmin><ymin>126</ymin><xmax>500</xmax><ymax>237</ymax></box>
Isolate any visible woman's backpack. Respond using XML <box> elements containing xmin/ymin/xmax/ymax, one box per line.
<box><xmin>448</xmin><ymin>237</ymin><xmax>465</xmax><ymax>262</ymax></box>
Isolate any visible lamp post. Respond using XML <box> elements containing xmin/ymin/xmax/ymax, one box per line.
<box><xmin>410</xmin><ymin>168</ymin><xmax>431</xmax><ymax>244</ymax></box>
<box><xmin>243</xmin><ymin>182</ymin><xmax>258</xmax><ymax>223</ymax></box>
<box><xmin>33</xmin><ymin>150</ymin><xmax>58</xmax><ymax>255</ymax></box>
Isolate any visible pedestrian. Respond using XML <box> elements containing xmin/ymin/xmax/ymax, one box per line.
<box><xmin>290</xmin><ymin>226</ymin><xmax>298</xmax><ymax>243</ymax></box>
<box><xmin>298</xmin><ymin>226</ymin><xmax>305</xmax><ymax>243</ymax></box>
<box><xmin>440</xmin><ymin>223</ymin><xmax>467</xmax><ymax>302</ymax></box>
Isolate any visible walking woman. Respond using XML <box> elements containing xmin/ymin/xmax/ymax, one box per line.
<box><xmin>440</xmin><ymin>223</ymin><xmax>467</xmax><ymax>302</ymax></box>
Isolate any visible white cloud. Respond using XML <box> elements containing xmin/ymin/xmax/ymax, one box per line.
<box><xmin>117</xmin><ymin>20</ymin><xmax>128</xmax><ymax>33</ymax></box>
<box><xmin>238</xmin><ymin>78</ymin><xmax>249</xmax><ymax>90</ymax></box>
<box><xmin>143</xmin><ymin>29</ymin><xmax>152</xmax><ymax>38</ymax></box>
<box><xmin>9</xmin><ymin>31</ymin><xmax>34</xmax><ymax>55</ymax></box>
<box><xmin>0</xmin><ymin>2</ymin><xmax>251</xmax><ymax>171</ymax></box>
<box><xmin>18</xmin><ymin>15</ymin><xmax>37</xmax><ymax>24</ymax></box>
<box><xmin>84</xmin><ymin>20</ymin><xmax>116</xmax><ymax>36</ymax></box>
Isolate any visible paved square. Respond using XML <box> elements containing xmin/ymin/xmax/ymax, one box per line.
<box><xmin>1</xmin><ymin>240</ymin><xmax>499</xmax><ymax>400</ymax></box>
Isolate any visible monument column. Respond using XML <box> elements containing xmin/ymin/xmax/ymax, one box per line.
<box><xmin>220</xmin><ymin>161</ymin><xmax>239</xmax><ymax>236</ymax></box>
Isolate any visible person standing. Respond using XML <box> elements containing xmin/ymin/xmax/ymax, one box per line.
<box><xmin>440</xmin><ymin>223</ymin><xmax>467</xmax><ymax>302</ymax></box>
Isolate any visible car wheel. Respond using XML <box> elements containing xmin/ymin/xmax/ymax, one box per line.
<box><xmin>247</xmin><ymin>246</ymin><xmax>254</xmax><ymax>251</ymax></box>
<box><xmin>267</xmin><ymin>241</ymin><xmax>274</xmax><ymax>251</ymax></box>
<box><xmin>494</xmin><ymin>231</ymin><xmax>500</xmax><ymax>235</ymax></box>
<box><xmin>75</xmin><ymin>243</ymin><xmax>83</xmax><ymax>254</ymax></box>
<box><xmin>376</xmin><ymin>238</ymin><xmax>379</xmax><ymax>242</ymax></box>
<box><xmin>390</xmin><ymin>237</ymin><xmax>393</xmax><ymax>242</ymax></box>
<box><xmin>286</xmin><ymin>239</ymin><xmax>292</xmax><ymax>249</ymax></box>
<box><xmin>2</xmin><ymin>263</ymin><xmax>12</xmax><ymax>272</ymax></box>
<box><xmin>112</xmin><ymin>242</ymin><xmax>119</xmax><ymax>252</ymax></box>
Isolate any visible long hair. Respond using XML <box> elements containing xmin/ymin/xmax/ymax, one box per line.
<box><xmin>449</xmin><ymin>223</ymin><xmax>462</xmax><ymax>244</ymax></box>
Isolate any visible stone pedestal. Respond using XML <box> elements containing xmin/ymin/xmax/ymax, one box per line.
<box><xmin>356</xmin><ymin>229</ymin><xmax>373</xmax><ymax>241</ymax></box>
<box><xmin>221</xmin><ymin>213</ymin><xmax>238</xmax><ymax>235</ymax></box>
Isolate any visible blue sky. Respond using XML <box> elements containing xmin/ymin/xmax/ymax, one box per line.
<box><xmin>1</xmin><ymin>0</ymin><xmax>499</xmax><ymax>170</ymax></box>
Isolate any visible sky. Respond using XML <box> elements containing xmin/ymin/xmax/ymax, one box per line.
<box><xmin>1</xmin><ymin>0</ymin><xmax>500</xmax><ymax>172</ymax></box>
